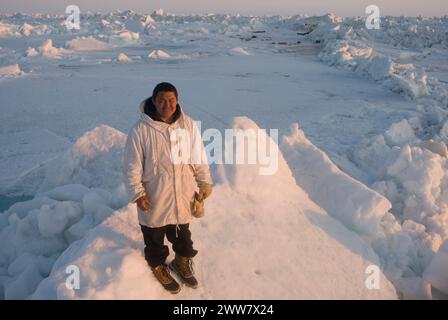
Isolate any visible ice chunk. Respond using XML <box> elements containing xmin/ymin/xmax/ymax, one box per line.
<box><xmin>424</xmin><ymin>239</ymin><xmax>448</xmax><ymax>295</ymax></box>
<box><xmin>0</xmin><ymin>22</ymin><xmax>19</xmax><ymax>37</ymax></box>
<box><xmin>117</xmin><ymin>53</ymin><xmax>131</xmax><ymax>62</ymax></box>
<box><xmin>0</xmin><ymin>64</ymin><xmax>22</xmax><ymax>76</ymax></box>
<box><xmin>119</xmin><ymin>31</ymin><xmax>139</xmax><ymax>42</ymax></box>
<box><xmin>229</xmin><ymin>47</ymin><xmax>251</xmax><ymax>56</ymax></box>
<box><xmin>66</xmin><ymin>36</ymin><xmax>110</xmax><ymax>51</ymax></box>
<box><xmin>39</xmin><ymin>39</ymin><xmax>66</xmax><ymax>58</ymax></box>
<box><xmin>37</xmin><ymin>201</ymin><xmax>82</xmax><ymax>237</ymax></box>
<box><xmin>384</xmin><ymin>119</ymin><xmax>417</xmax><ymax>147</ymax></box>
<box><xmin>148</xmin><ymin>50</ymin><xmax>171</xmax><ymax>59</ymax></box>
<box><xmin>419</xmin><ymin>140</ymin><xmax>447</xmax><ymax>158</ymax></box>
<box><xmin>25</xmin><ymin>47</ymin><xmax>38</xmax><ymax>57</ymax></box>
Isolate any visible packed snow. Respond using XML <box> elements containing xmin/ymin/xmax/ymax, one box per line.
<box><xmin>0</xmin><ymin>9</ymin><xmax>447</xmax><ymax>299</ymax></box>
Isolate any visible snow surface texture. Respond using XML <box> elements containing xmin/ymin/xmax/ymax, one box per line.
<box><xmin>0</xmin><ymin>10</ymin><xmax>447</xmax><ymax>299</ymax></box>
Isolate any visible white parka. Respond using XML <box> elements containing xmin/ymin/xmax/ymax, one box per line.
<box><xmin>123</xmin><ymin>99</ymin><xmax>212</xmax><ymax>228</ymax></box>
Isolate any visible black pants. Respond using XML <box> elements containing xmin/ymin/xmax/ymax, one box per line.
<box><xmin>140</xmin><ymin>223</ymin><xmax>198</xmax><ymax>268</ymax></box>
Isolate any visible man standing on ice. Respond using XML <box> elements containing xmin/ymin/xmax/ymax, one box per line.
<box><xmin>123</xmin><ymin>82</ymin><xmax>213</xmax><ymax>294</ymax></box>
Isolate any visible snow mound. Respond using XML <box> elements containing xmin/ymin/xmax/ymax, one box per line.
<box><xmin>38</xmin><ymin>39</ymin><xmax>67</xmax><ymax>59</ymax></box>
<box><xmin>119</xmin><ymin>31</ymin><xmax>140</xmax><ymax>42</ymax></box>
<box><xmin>25</xmin><ymin>47</ymin><xmax>39</xmax><ymax>57</ymax></box>
<box><xmin>0</xmin><ymin>64</ymin><xmax>22</xmax><ymax>76</ymax></box>
<box><xmin>0</xmin><ymin>23</ymin><xmax>20</xmax><ymax>37</ymax></box>
<box><xmin>281</xmin><ymin>123</ymin><xmax>391</xmax><ymax>235</ymax></box>
<box><xmin>148</xmin><ymin>50</ymin><xmax>171</xmax><ymax>59</ymax></box>
<box><xmin>229</xmin><ymin>47</ymin><xmax>251</xmax><ymax>56</ymax></box>
<box><xmin>38</xmin><ymin>125</ymin><xmax>128</xmax><ymax>198</ymax></box>
<box><xmin>146</xmin><ymin>50</ymin><xmax>189</xmax><ymax>61</ymax></box>
<box><xmin>19</xmin><ymin>23</ymin><xmax>49</xmax><ymax>37</ymax></box>
<box><xmin>32</xmin><ymin>117</ymin><xmax>396</xmax><ymax>299</ymax></box>
<box><xmin>20</xmin><ymin>23</ymin><xmax>33</xmax><ymax>37</ymax></box>
<box><xmin>117</xmin><ymin>53</ymin><xmax>131</xmax><ymax>63</ymax></box>
<box><xmin>66</xmin><ymin>36</ymin><xmax>110</xmax><ymax>52</ymax></box>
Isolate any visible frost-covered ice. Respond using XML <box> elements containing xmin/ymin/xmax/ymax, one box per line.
<box><xmin>0</xmin><ymin>9</ymin><xmax>447</xmax><ymax>299</ymax></box>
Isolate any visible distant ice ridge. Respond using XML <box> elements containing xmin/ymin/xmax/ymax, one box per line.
<box><xmin>300</xmin><ymin>14</ymin><xmax>448</xmax><ymax>101</ymax></box>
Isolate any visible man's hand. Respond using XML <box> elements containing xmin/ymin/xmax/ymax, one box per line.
<box><xmin>136</xmin><ymin>195</ymin><xmax>150</xmax><ymax>212</ymax></box>
<box><xmin>198</xmin><ymin>184</ymin><xmax>212</xmax><ymax>200</ymax></box>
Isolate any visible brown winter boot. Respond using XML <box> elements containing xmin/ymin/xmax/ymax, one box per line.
<box><xmin>169</xmin><ymin>254</ymin><xmax>199</xmax><ymax>289</ymax></box>
<box><xmin>151</xmin><ymin>264</ymin><xmax>181</xmax><ymax>294</ymax></box>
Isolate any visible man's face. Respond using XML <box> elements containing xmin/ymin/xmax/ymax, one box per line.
<box><xmin>152</xmin><ymin>91</ymin><xmax>177</xmax><ymax>122</ymax></box>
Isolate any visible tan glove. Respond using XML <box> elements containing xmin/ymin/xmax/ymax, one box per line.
<box><xmin>198</xmin><ymin>184</ymin><xmax>212</xmax><ymax>201</ymax></box>
<box><xmin>191</xmin><ymin>193</ymin><xmax>205</xmax><ymax>218</ymax></box>
<box><xmin>191</xmin><ymin>184</ymin><xmax>212</xmax><ymax>218</ymax></box>
<box><xmin>136</xmin><ymin>195</ymin><xmax>150</xmax><ymax>212</ymax></box>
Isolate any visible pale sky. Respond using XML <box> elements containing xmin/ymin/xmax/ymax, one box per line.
<box><xmin>1</xmin><ymin>0</ymin><xmax>447</xmax><ymax>17</ymax></box>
